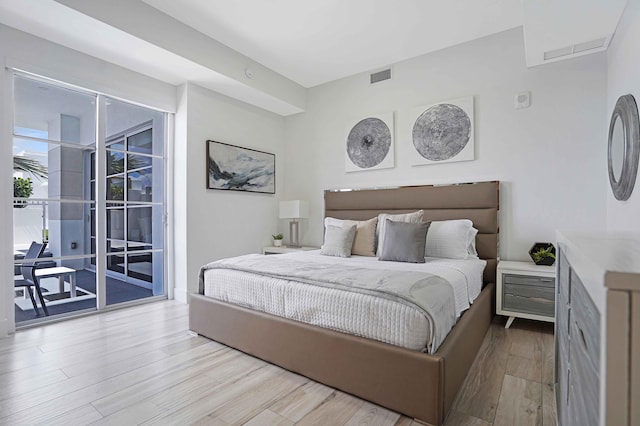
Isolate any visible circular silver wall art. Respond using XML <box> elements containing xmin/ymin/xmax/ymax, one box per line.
<box><xmin>346</xmin><ymin>118</ymin><xmax>392</xmax><ymax>168</ymax></box>
<box><xmin>413</xmin><ymin>103</ymin><xmax>471</xmax><ymax>161</ymax></box>
<box><xmin>608</xmin><ymin>94</ymin><xmax>640</xmax><ymax>201</ymax></box>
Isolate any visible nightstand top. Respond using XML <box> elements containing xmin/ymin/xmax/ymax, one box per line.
<box><xmin>263</xmin><ymin>246</ymin><xmax>318</xmax><ymax>254</ymax></box>
<box><xmin>498</xmin><ymin>260</ymin><xmax>556</xmax><ymax>275</ymax></box>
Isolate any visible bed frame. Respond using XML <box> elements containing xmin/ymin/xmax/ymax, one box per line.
<box><xmin>190</xmin><ymin>181</ymin><xmax>499</xmax><ymax>425</ymax></box>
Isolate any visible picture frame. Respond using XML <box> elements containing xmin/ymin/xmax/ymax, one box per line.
<box><xmin>206</xmin><ymin>140</ymin><xmax>275</xmax><ymax>194</ymax></box>
<box><xmin>345</xmin><ymin>112</ymin><xmax>395</xmax><ymax>172</ymax></box>
<box><xmin>407</xmin><ymin>96</ymin><xmax>475</xmax><ymax>166</ymax></box>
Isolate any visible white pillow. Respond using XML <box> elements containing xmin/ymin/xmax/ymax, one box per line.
<box><xmin>424</xmin><ymin>219</ymin><xmax>479</xmax><ymax>259</ymax></box>
<box><xmin>376</xmin><ymin>210</ymin><xmax>424</xmax><ymax>256</ymax></box>
<box><xmin>321</xmin><ymin>224</ymin><xmax>357</xmax><ymax>258</ymax></box>
<box><xmin>324</xmin><ymin>217</ymin><xmax>377</xmax><ymax>256</ymax></box>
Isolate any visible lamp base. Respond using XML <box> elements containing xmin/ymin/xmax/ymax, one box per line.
<box><xmin>289</xmin><ymin>220</ymin><xmax>301</xmax><ymax>248</ymax></box>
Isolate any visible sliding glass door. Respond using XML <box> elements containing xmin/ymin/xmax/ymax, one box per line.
<box><xmin>102</xmin><ymin>99</ymin><xmax>165</xmax><ymax>303</ymax></box>
<box><xmin>12</xmin><ymin>74</ymin><xmax>167</xmax><ymax>325</ymax></box>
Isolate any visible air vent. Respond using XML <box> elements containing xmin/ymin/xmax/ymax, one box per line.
<box><xmin>544</xmin><ymin>46</ymin><xmax>573</xmax><ymax>61</ymax></box>
<box><xmin>574</xmin><ymin>37</ymin><xmax>606</xmax><ymax>53</ymax></box>
<box><xmin>544</xmin><ymin>36</ymin><xmax>609</xmax><ymax>61</ymax></box>
<box><xmin>370</xmin><ymin>68</ymin><xmax>392</xmax><ymax>84</ymax></box>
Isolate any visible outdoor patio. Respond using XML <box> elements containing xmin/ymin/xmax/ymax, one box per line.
<box><xmin>14</xmin><ymin>269</ymin><xmax>152</xmax><ymax>324</ymax></box>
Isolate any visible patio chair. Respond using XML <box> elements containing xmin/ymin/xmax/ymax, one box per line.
<box><xmin>14</xmin><ymin>241</ymin><xmax>49</xmax><ymax>317</ymax></box>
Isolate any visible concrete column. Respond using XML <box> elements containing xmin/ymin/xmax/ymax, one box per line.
<box><xmin>48</xmin><ymin>114</ymin><xmax>84</xmax><ymax>270</ymax></box>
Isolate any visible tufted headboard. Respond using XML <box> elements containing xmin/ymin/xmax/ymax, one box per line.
<box><xmin>324</xmin><ymin>181</ymin><xmax>500</xmax><ymax>284</ymax></box>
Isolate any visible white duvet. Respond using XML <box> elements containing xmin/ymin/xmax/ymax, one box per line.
<box><xmin>202</xmin><ymin>250</ymin><xmax>486</xmax><ymax>352</ymax></box>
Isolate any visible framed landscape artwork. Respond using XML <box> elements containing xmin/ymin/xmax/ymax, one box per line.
<box><xmin>206</xmin><ymin>140</ymin><xmax>275</xmax><ymax>194</ymax></box>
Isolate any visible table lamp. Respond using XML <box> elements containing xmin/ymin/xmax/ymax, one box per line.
<box><xmin>279</xmin><ymin>200</ymin><xmax>309</xmax><ymax>248</ymax></box>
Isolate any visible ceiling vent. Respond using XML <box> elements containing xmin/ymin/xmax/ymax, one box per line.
<box><xmin>544</xmin><ymin>37</ymin><xmax>608</xmax><ymax>61</ymax></box>
<box><xmin>370</xmin><ymin>68</ymin><xmax>392</xmax><ymax>84</ymax></box>
<box><xmin>543</xmin><ymin>46</ymin><xmax>573</xmax><ymax>61</ymax></box>
<box><xmin>574</xmin><ymin>37</ymin><xmax>606</xmax><ymax>53</ymax></box>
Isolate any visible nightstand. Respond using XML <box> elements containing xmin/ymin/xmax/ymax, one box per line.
<box><xmin>262</xmin><ymin>246</ymin><xmax>318</xmax><ymax>255</ymax></box>
<box><xmin>496</xmin><ymin>260</ymin><xmax>556</xmax><ymax>328</ymax></box>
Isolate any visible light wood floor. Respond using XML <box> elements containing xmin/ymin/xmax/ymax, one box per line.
<box><xmin>0</xmin><ymin>301</ymin><xmax>556</xmax><ymax>425</ymax></box>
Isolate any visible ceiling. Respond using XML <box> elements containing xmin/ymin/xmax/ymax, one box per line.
<box><xmin>140</xmin><ymin>0</ymin><xmax>524</xmax><ymax>88</ymax></box>
<box><xmin>0</xmin><ymin>0</ymin><xmax>628</xmax><ymax>115</ymax></box>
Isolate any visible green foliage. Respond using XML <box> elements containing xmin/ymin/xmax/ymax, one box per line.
<box><xmin>272</xmin><ymin>233</ymin><xmax>284</xmax><ymax>240</ymax></box>
<box><xmin>110</xmin><ymin>184</ymin><xmax>124</xmax><ymax>200</ymax></box>
<box><xmin>13</xmin><ymin>177</ymin><xmax>33</xmax><ymax>208</ymax></box>
<box><xmin>531</xmin><ymin>246</ymin><xmax>556</xmax><ymax>263</ymax></box>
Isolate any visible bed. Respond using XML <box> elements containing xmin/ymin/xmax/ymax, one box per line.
<box><xmin>189</xmin><ymin>181</ymin><xmax>499</xmax><ymax>425</ymax></box>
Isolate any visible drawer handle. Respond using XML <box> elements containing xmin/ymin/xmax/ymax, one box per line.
<box><xmin>578</xmin><ymin>326</ymin><xmax>588</xmax><ymax>352</ymax></box>
<box><xmin>540</xmin><ymin>278</ymin><xmax>554</xmax><ymax>282</ymax></box>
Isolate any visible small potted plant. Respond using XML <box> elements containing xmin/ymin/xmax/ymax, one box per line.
<box><xmin>529</xmin><ymin>242</ymin><xmax>556</xmax><ymax>266</ymax></box>
<box><xmin>272</xmin><ymin>233</ymin><xmax>284</xmax><ymax>247</ymax></box>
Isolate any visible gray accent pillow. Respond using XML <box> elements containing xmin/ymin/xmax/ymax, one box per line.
<box><xmin>376</xmin><ymin>210</ymin><xmax>424</xmax><ymax>256</ymax></box>
<box><xmin>320</xmin><ymin>224</ymin><xmax>357</xmax><ymax>258</ymax></box>
<box><xmin>379</xmin><ymin>220</ymin><xmax>431</xmax><ymax>263</ymax></box>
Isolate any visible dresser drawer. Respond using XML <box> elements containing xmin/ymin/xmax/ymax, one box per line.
<box><xmin>556</xmin><ymin>304</ymin><xmax>570</xmax><ymax>350</ymax></box>
<box><xmin>569</xmin><ymin>316</ymin><xmax>600</xmax><ymax>426</ymax></box>
<box><xmin>503</xmin><ymin>285</ymin><xmax>555</xmax><ymax>317</ymax></box>
<box><xmin>503</xmin><ymin>273</ymin><xmax>555</xmax><ymax>288</ymax></box>
<box><xmin>571</xmin><ymin>270</ymin><xmax>601</xmax><ymax>368</ymax></box>
<box><xmin>556</xmin><ymin>325</ymin><xmax>570</xmax><ymax>398</ymax></box>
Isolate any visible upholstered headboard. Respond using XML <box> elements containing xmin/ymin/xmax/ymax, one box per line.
<box><xmin>324</xmin><ymin>181</ymin><xmax>500</xmax><ymax>284</ymax></box>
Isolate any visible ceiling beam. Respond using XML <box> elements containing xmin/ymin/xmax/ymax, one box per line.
<box><xmin>53</xmin><ymin>0</ymin><xmax>306</xmax><ymax>115</ymax></box>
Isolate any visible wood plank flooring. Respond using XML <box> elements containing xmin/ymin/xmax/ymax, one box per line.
<box><xmin>0</xmin><ymin>301</ymin><xmax>557</xmax><ymax>425</ymax></box>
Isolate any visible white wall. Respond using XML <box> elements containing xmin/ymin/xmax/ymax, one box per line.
<box><xmin>283</xmin><ymin>28</ymin><xmax>608</xmax><ymax>261</ymax></box>
<box><xmin>173</xmin><ymin>83</ymin><xmax>285</xmax><ymax>301</ymax></box>
<box><xmin>0</xmin><ymin>23</ymin><xmax>176</xmax><ymax>336</ymax></box>
<box><xmin>607</xmin><ymin>0</ymin><xmax>640</xmax><ymax>232</ymax></box>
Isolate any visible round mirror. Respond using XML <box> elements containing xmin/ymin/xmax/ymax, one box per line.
<box><xmin>608</xmin><ymin>95</ymin><xmax>640</xmax><ymax>201</ymax></box>
<box><xmin>610</xmin><ymin>116</ymin><xmax>625</xmax><ymax>181</ymax></box>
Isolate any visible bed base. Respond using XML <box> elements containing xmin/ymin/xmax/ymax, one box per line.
<box><xmin>189</xmin><ymin>282</ymin><xmax>494</xmax><ymax>425</ymax></box>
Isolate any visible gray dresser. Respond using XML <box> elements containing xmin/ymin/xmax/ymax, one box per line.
<box><xmin>555</xmin><ymin>232</ymin><xmax>640</xmax><ymax>426</ymax></box>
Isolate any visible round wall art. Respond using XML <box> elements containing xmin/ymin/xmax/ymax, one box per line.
<box><xmin>410</xmin><ymin>96</ymin><xmax>475</xmax><ymax>165</ymax></box>
<box><xmin>345</xmin><ymin>113</ymin><xmax>394</xmax><ymax>172</ymax></box>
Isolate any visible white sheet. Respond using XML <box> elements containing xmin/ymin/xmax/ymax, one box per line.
<box><xmin>203</xmin><ymin>250</ymin><xmax>485</xmax><ymax>352</ymax></box>
<box><xmin>292</xmin><ymin>251</ymin><xmax>486</xmax><ymax>316</ymax></box>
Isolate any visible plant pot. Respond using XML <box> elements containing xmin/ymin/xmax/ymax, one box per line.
<box><xmin>273</xmin><ymin>239</ymin><xmax>283</xmax><ymax>247</ymax></box>
<box><xmin>529</xmin><ymin>242</ymin><xmax>556</xmax><ymax>266</ymax></box>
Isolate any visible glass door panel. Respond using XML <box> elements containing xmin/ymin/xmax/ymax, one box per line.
<box><xmin>103</xmin><ymin>98</ymin><xmax>165</xmax><ymax>304</ymax></box>
<box><xmin>13</xmin><ymin>75</ymin><xmax>97</xmax><ymax>325</ymax></box>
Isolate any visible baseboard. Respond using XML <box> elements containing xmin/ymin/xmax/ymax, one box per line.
<box><xmin>0</xmin><ymin>318</ymin><xmax>9</xmax><ymax>339</ymax></box>
<box><xmin>174</xmin><ymin>287</ymin><xmax>188</xmax><ymax>304</ymax></box>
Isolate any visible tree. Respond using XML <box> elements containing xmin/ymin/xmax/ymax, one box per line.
<box><xmin>13</xmin><ymin>177</ymin><xmax>33</xmax><ymax>208</ymax></box>
<box><xmin>13</xmin><ymin>155</ymin><xmax>47</xmax><ymax>208</ymax></box>
<box><xmin>13</xmin><ymin>155</ymin><xmax>48</xmax><ymax>180</ymax></box>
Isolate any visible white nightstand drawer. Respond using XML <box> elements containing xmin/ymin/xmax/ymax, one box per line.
<box><xmin>503</xmin><ymin>288</ymin><xmax>555</xmax><ymax>317</ymax></box>
<box><xmin>503</xmin><ymin>273</ymin><xmax>555</xmax><ymax>288</ymax></box>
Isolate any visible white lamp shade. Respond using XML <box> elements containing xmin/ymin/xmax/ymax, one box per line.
<box><xmin>279</xmin><ymin>200</ymin><xmax>309</xmax><ymax>219</ymax></box>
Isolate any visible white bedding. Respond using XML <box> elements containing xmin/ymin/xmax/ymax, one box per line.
<box><xmin>203</xmin><ymin>250</ymin><xmax>486</xmax><ymax>352</ymax></box>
